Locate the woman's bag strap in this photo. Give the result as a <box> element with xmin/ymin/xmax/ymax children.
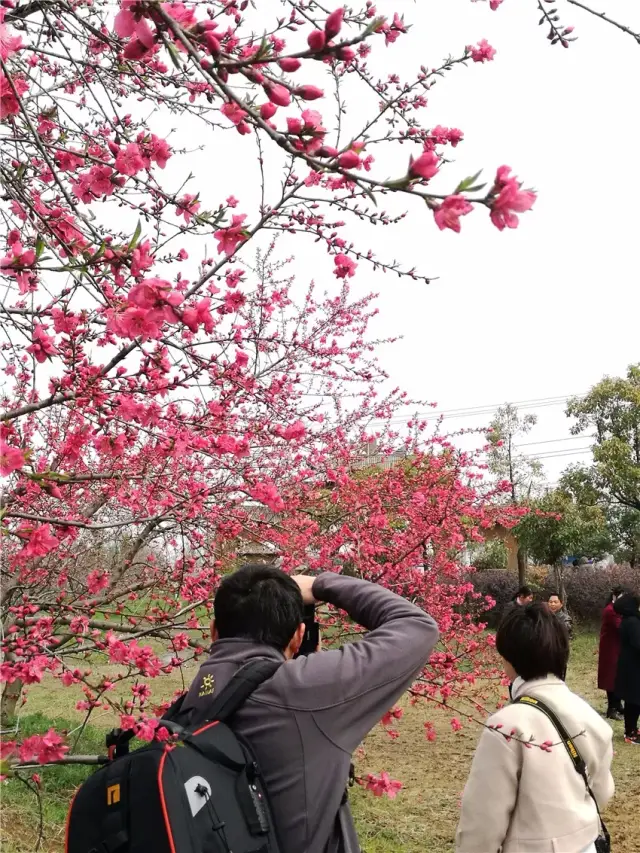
<box><xmin>512</xmin><ymin>694</ymin><xmax>609</xmax><ymax>841</ymax></box>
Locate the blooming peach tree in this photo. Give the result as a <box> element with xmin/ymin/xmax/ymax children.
<box><xmin>0</xmin><ymin>0</ymin><xmax>634</xmax><ymax>778</ymax></box>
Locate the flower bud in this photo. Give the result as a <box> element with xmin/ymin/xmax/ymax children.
<box><xmin>264</xmin><ymin>83</ymin><xmax>291</xmax><ymax>107</ymax></box>
<box><xmin>338</xmin><ymin>150</ymin><xmax>360</xmax><ymax>169</ymax></box>
<box><xmin>203</xmin><ymin>32</ymin><xmax>220</xmax><ymax>55</ymax></box>
<box><xmin>279</xmin><ymin>57</ymin><xmax>301</xmax><ymax>72</ymax></box>
<box><xmin>324</xmin><ymin>7</ymin><xmax>344</xmax><ymax>40</ymax></box>
<box><xmin>260</xmin><ymin>102</ymin><xmax>278</xmax><ymax>119</ymax></box>
<box><xmin>316</xmin><ymin>145</ymin><xmax>338</xmax><ymax>158</ymax></box>
<box><xmin>338</xmin><ymin>46</ymin><xmax>355</xmax><ymax>62</ymax></box>
<box><xmin>307</xmin><ymin>29</ymin><xmax>326</xmax><ymax>51</ymax></box>
<box><xmin>294</xmin><ymin>85</ymin><xmax>324</xmax><ymax>100</ymax></box>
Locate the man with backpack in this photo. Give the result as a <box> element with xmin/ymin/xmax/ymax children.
<box><xmin>66</xmin><ymin>564</ymin><xmax>438</xmax><ymax>853</ymax></box>
<box><xmin>182</xmin><ymin>563</ymin><xmax>439</xmax><ymax>853</ymax></box>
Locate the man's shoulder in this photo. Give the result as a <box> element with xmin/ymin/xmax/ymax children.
<box><xmin>251</xmin><ymin>652</ymin><xmax>344</xmax><ymax>709</ymax></box>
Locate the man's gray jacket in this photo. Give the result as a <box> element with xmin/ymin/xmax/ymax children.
<box><xmin>181</xmin><ymin>572</ymin><xmax>439</xmax><ymax>853</ymax></box>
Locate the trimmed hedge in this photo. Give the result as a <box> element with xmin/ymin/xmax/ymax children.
<box><xmin>470</xmin><ymin>564</ymin><xmax>639</xmax><ymax>628</ymax></box>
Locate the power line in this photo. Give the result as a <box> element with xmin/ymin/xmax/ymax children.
<box><xmin>378</xmin><ymin>392</ymin><xmax>584</xmax><ymax>426</ymax></box>
<box><xmin>390</xmin><ymin>394</ymin><xmax>573</xmax><ymax>420</ymax></box>
<box><xmin>514</xmin><ymin>434</ymin><xmax>595</xmax><ymax>448</ymax></box>
<box><xmin>524</xmin><ymin>447</ymin><xmax>592</xmax><ymax>460</ymax></box>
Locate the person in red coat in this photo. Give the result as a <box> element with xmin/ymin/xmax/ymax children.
<box><xmin>598</xmin><ymin>585</ymin><xmax>626</xmax><ymax>719</ymax></box>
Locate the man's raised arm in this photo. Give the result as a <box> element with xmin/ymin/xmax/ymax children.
<box><xmin>284</xmin><ymin>572</ymin><xmax>439</xmax><ymax>752</ymax></box>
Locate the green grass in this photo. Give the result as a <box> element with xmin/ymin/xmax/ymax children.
<box><xmin>1</xmin><ymin>633</ymin><xmax>638</xmax><ymax>853</ymax></box>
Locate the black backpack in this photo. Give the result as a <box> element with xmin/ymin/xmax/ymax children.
<box><xmin>66</xmin><ymin>659</ymin><xmax>283</xmax><ymax>853</ymax></box>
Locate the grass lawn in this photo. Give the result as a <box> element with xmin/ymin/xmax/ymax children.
<box><xmin>1</xmin><ymin>632</ymin><xmax>638</xmax><ymax>852</ymax></box>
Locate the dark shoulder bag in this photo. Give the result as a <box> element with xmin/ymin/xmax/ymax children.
<box><xmin>513</xmin><ymin>695</ymin><xmax>611</xmax><ymax>853</ymax></box>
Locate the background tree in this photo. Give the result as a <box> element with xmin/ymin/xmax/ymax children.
<box><xmin>516</xmin><ymin>488</ymin><xmax>613</xmax><ymax>599</ymax></box>
<box><xmin>567</xmin><ymin>364</ymin><xmax>640</xmax><ymax>511</ymax></box>
<box><xmin>485</xmin><ymin>404</ymin><xmax>544</xmax><ymax>584</ymax></box>
<box><xmin>563</xmin><ymin>363</ymin><xmax>640</xmax><ymax>566</ymax></box>
<box><xmin>468</xmin><ymin>538</ymin><xmax>508</xmax><ymax>572</ymax></box>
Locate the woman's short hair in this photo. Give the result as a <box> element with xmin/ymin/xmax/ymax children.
<box><xmin>496</xmin><ymin>602</ymin><xmax>569</xmax><ymax>681</ymax></box>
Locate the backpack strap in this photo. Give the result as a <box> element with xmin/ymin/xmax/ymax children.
<box><xmin>190</xmin><ymin>658</ymin><xmax>283</xmax><ymax>727</ymax></box>
<box><xmin>513</xmin><ymin>695</ymin><xmax>610</xmax><ymax>846</ymax></box>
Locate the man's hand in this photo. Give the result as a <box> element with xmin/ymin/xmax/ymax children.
<box><xmin>292</xmin><ymin>574</ymin><xmax>317</xmax><ymax>605</ymax></box>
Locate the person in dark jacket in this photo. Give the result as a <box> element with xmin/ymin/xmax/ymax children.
<box><xmin>502</xmin><ymin>586</ymin><xmax>534</xmax><ymax>623</ymax></box>
<box><xmin>181</xmin><ymin>564</ymin><xmax>440</xmax><ymax>853</ymax></box>
<box><xmin>514</xmin><ymin>585</ymin><xmax>534</xmax><ymax>607</ymax></box>
<box><xmin>613</xmin><ymin>592</ymin><xmax>640</xmax><ymax>745</ymax></box>
<box><xmin>547</xmin><ymin>592</ymin><xmax>573</xmax><ymax>639</ymax></box>
<box><xmin>598</xmin><ymin>586</ymin><xmax>626</xmax><ymax>719</ymax></box>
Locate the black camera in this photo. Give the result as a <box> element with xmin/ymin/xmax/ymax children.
<box><xmin>295</xmin><ymin>604</ymin><xmax>320</xmax><ymax>657</ymax></box>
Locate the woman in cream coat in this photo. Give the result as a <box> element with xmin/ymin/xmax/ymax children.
<box><xmin>456</xmin><ymin>603</ymin><xmax>614</xmax><ymax>853</ymax></box>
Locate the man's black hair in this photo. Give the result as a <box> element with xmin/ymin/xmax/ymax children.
<box><xmin>214</xmin><ymin>563</ymin><xmax>304</xmax><ymax>649</ymax></box>
<box><xmin>496</xmin><ymin>602</ymin><xmax>569</xmax><ymax>682</ymax></box>
<box><xmin>514</xmin><ymin>585</ymin><xmax>533</xmax><ymax>601</ymax></box>
<box><xmin>548</xmin><ymin>591</ymin><xmax>563</xmax><ymax>602</ymax></box>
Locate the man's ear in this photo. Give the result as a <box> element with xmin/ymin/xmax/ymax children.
<box><xmin>285</xmin><ymin>622</ymin><xmax>306</xmax><ymax>660</ymax></box>
<box><xmin>211</xmin><ymin>619</ymin><xmax>219</xmax><ymax>643</ymax></box>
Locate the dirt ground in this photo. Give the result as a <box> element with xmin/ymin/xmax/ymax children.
<box><xmin>1</xmin><ymin>633</ymin><xmax>638</xmax><ymax>853</ymax></box>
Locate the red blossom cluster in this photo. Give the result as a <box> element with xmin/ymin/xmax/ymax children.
<box><xmin>360</xmin><ymin>770</ymin><xmax>403</xmax><ymax>799</ymax></box>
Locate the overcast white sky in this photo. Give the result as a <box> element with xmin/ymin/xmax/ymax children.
<box><xmin>279</xmin><ymin>0</ymin><xmax>638</xmax><ymax>485</ymax></box>
<box><xmin>338</xmin><ymin>0</ymin><xmax>640</xmax><ymax>482</ymax></box>
<box><xmin>161</xmin><ymin>0</ymin><xmax>639</xmax><ymax>482</ymax></box>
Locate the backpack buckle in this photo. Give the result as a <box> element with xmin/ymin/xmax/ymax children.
<box><xmin>105</xmin><ymin>729</ymin><xmax>134</xmax><ymax>760</ymax></box>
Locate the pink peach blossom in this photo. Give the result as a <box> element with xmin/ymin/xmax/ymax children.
<box><xmin>1</xmin><ymin>71</ymin><xmax>27</xmax><ymax>119</ymax></box>
<box><xmin>0</xmin><ymin>440</ymin><xmax>25</xmax><ymax>476</ymax></box>
<box><xmin>115</xmin><ymin>142</ymin><xmax>145</xmax><ymax>176</ymax></box>
<box><xmin>409</xmin><ymin>149</ymin><xmax>439</xmax><ymax>180</ymax></box>
<box><xmin>333</xmin><ymin>253</ymin><xmax>357</xmax><ymax>278</ymax></box>
<box><xmin>467</xmin><ymin>39</ymin><xmax>496</xmax><ymax>62</ymax></box>
<box><xmin>18</xmin><ymin>524</ymin><xmax>59</xmax><ymax>558</ymax></box>
<box><xmin>183</xmin><ymin>298</ymin><xmax>214</xmax><ymax>334</ymax></box>
<box><xmin>148</xmin><ymin>134</ymin><xmax>171</xmax><ymax>169</ymax></box>
<box><xmin>1</xmin><ymin>10</ymin><xmax>23</xmax><ymax>60</ymax></box>
<box><xmin>433</xmin><ymin>195</ymin><xmax>473</xmax><ymax>233</ymax></box>
<box><xmin>214</xmin><ymin>214</ymin><xmax>248</xmax><ymax>255</ymax></box>
<box><xmin>489</xmin><ymin>166</ymin><xmax>536</xmax><ymax>230</ymax></box>
<box><xmin>175</xmin><ymin>193</ymin><xmax>201</xmax><ymax>223</ymax></box>
<box><xmin>114</xmin><ymin>0</ymin><xmax>155</xmax><ymax>48</ymax></box>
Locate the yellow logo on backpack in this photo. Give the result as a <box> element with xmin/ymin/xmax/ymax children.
<box><xmin>198</xmin><ymin>674</ymin><xmax>215</xmax><ymax>698</ymax></box>
<box><xmin>107</xmin><ymin>784</ymin><xmax>120</xmax><ymax>806</ymax></box>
